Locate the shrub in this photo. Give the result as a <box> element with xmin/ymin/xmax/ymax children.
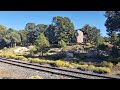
<box><xmin>1</xmin><ymin>53</ymin><xmax>16</xmax><ymax>59</ymax></box>
<box><xmin>79</xmin><ymin>61</ymin><xmax>87</xmax><ymax>65</ymax></box>
<box><xmin>100</xmin><ymin>61</ymin><xmax>113</xmax><ymax>68</ymax></box>
<box><xmin>31</xmin><ymin>58</ymin><xmax>40</xmax><ymax>63</ymax></box>
<box><xmin>51</xmin><ymin>53</ymin><xmax>66</xmax><ymax>60</ymax></box>
<box><xmin>28</xmin><ymin>58</ymin><xmax>55</xmax><ymax>65</ymax></box>
<box><xmin>107</xmin><ymin>57</ymin><xmax>120</xmax><ymax>64</ymax></box>
<box><xmin>86</xmin><ymin>43</ymin><xmax>91</xmax><ymax>46</ymax></box>
<box><xmin>58</xmin><ymin>40</ymin><xmax>67</xmax><ymax>48</ymax></box>
<box><xmin>20</xmin><ymin>57</ymin><xmax>28</xmax><ymax>61</ymax></box>
<box><xmin>97</xmin><ymin>44</ymin><xmax>108</xmax><ymax>51</ymax></box>
<box><xmin>28</xmin><ymin>45</ymin><xmax>37</xmax><ymax>56</ymax></box>
<box><xmin>70</xmin><ymin>63</ymin><xmax>79</xmax><ymax>67</ymax></box>
<box><xmin>41</xmin><ymin>60</ymin><xmax>55</xmax><ymax>64</ymax></box>
<box><xmin>93</xmin><ymin>67</ymin><xmax>111</xmax><ymax>74</ymax></box>
<box><xmin>54</xmin><ymin>60</ymin><xmax>71</xmax><ymax>67</ymax></box>
<box><xmin>116</xmin><ymin>62</ymin><xmax>120</xmax><ymax>67</ymax></box>
<box><xmin>8</xmin><ymin>54</ymin><xmax>16</xmax><ymax>59</ymax></box>
<box><xmin>28</xmin><ymin>75</ymin><xmax>43</xmax><ymax>79</ymax></box>
<box><xmin>88</xmin><ymin>65</ymin><xmax>95</xmax><ymax>71</ymax></box>
<box><xmin>72</xmin><ymin>58</ymin><xmax>81</xmax><ymax>63</ymax></box>
<box><xmin>16</xmin><ymin>56</ymin><xmax>27</xmax><ymax>61</ymax></box>
<box><xmin>28</xmin><ymin>58</ymin><xmax>34</xmax><ymax>63</ymax></box>
<box><xmin>77</xmin><ymin>64</ymin><xmax>89</xmax><ymax>71</ymax></box>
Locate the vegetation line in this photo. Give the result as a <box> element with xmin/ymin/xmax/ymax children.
<box><xmin>0</xmin><ymin>57</ymin><xmax>119</xmax><ymax>79</ymax></box>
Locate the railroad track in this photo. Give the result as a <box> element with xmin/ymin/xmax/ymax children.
<box><xmin>0</xmin><ymin>57</ymin><xmax>119</xmax><ymax>79</ymax></box>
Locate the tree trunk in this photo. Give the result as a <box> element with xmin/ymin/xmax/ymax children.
<box><xmin>41</xmin><ymin>50</ymin><xmax>43</xmax><ymax>57</ymax></box>
<box><xmin>11</xmin><ymin>43</ymin><xmax>12</xmax><ymax>48</ymax></box>
<box><xmin>15</xmin><ymin>42</ymin><xmax>16</xmax><ymax>47</ymax></box>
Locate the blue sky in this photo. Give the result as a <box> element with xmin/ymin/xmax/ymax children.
<box><xmin>0</xmin><ymin>11</ymin><xmax>107</xmax><ymax>36</ymax></box>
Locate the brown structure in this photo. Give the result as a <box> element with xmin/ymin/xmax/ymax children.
<box><xmin>75</xmin><ymin>29</ymin><xmax>83</xmax><ymax>43</ymax></box>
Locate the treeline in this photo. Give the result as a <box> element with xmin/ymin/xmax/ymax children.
<box><xmin>104</xmin><ymin>11</ymin><xmax>120</xmax><ymax>58</ymax></box>
<box><xmin>0</xmin><ymin>16</ymin><xmax>103</xmax><ymax>49</ymax></box>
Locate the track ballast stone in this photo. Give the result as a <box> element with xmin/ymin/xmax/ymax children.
<box><xmin>0</xmin><ymin>61</ymin><xmax>73</xmax><ymax>79</ymax></box>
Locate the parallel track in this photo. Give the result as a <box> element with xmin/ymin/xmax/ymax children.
<box><xmin>0</xmin><ymin>57</ymin><xmax>119</xmax><ymax>79</ymax></box>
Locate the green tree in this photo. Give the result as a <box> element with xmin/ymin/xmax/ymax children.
<box><xmin>45</xmin><ymin>24</ymin><xmax>57</xmax><ymax>44</ymax></box>
<box><xmin>25</xmin><ymin>23</ymin><xmax>36</xmax><ymax>45</ymax></box>
<box><xmin>105</xmin><ymin>11</ymin><xmax>120</xmax><ymax>34</ymax></box>
<box><xmin>0</xmin><ymin>29</ymin><xmax>21</xmax><ymax>48</ymax></box>
<box><xmin>25</xmin><ymin>23</ymin><xmax>48</xmax><ymax>45</ymax></box>
<box><xmin>95</xmin><ymin>33</ymin><xmax>104</xmax><ymax>46</ymax></box>
<box><xmin>18</xmin><ymin>30</ymin><xmax>28</xmax><ymax>46</ymax></box>
<box><xmin>58</xmin><ymin>40</ymin><xmax>67</xmax><ymax>48</ymax></box>
<box><xmin>0</xmin><ymin>30</ymin><xmax>8</xmax><ymax>48</ymax></box>
<box><xmin>103</xmin><ymin>36</ymin><xmax>109</xmax><ymax>43</ymax></box>
<box><xmin>35</xmin><ymin>33</ymin><xmax>50</xmax><ymax>56</ymax></box>
<box><xmin>25</xmin><ymin>23</ymin><xmax>36</xmax><ymax>31</ymax></box>
<box><xmin>36</xmin><ymin>24</ymin><xmax>48</xmax><ymax>34</ymax></box>
<box><xmin>81</xmin><ymin>24</ymin><xmax>100</xmax><ymax>44</ymax></box>
<box><xmin>97</xmin><ymin>44</ymin><xmax>108</xmax><ymax>51</ymax></box>
<box><xmin>109</xmin><ymin>31</ymin><xmax>118</xmax><ymax>45</ymax></box>
<box><xmin>104</xmin><ymin>11</ymin><xmax>120</xmax><ymax>57</ymax></box>
<box><xmin>46</xmin><ymin>16</ymin><xmax>75</xmax><ymax>44</ymax></box>
<box><xmin>10</xmin><ymin>31</ymin><xmax>21</xmax><ymax>47</ymax></box>
<box><xmin>6</xmin><ymin>30</ymin><xmax>21</xmax><ymax>47</ymax></box>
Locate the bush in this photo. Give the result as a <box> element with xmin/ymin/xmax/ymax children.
<box><xmin>107</xmin><ymin>57</ymin><xmax>120</xmax><ymax>64</ymax></box>
<box><xmin>53</xmin><ymin>60</ymin><xmax>71</xmax><ymax>67</ymax></box>
<box><xmin>72</xmin><ymin>58</ymin><xmax>81</xmax><ymax>63</ymax></box>
<box><xmin>88</xmin><ymin>65</ymin><xmax>95</xmax><ymax>71</ymax></box>
<box><xmin>111</xmin><ymin>46</ymin><xmax>120</xmax><ymax>57</ymax></box>
<box><xmin>28</xmin><ymin>58</ymin><xmax>55</xmax><ymax>65</ymax></box>
<box><xmin>93</xmin><ymin>67</ymin><xmax>111</xmax><ymax>74</ymax></box>
<box><xmin>70</xmin><ymin>63</ymin><xmax>79</xmax><ymax>67</ymax></box>
<box><xmin>51</xmin><ymin>53</ymin><xmax>66</xmax><ymax>60</ymax></box>
<box><xmin>16</xmin><ymin>56</ymin><xmax>27</xmax><ymax>61</ymax></box>
<box><xmin>28</xmin><ymin>58</ymin><xmax>33</xmax><ymax>61</ymax></box>
<box><xmin>79</xmin><ymin>61</ymin><xmax>87</xmax><ymax>65</ymax></box>
<box><xmin>28</xmin><ymin>45</ymin><xmax>37</xmax><ymax>56</ymax></box>
<box><xmin>100</xmin><ymin>61</ymin><xmax>113</xmax><ymax>68</ymax></box>
<box><xmin>97</xmin><ymin>44</ymin><xmax>108</xmax><ymax>51</ymax></box>
<box><xmin>28</xmin><ymin>58</ymin><xmax>33</xmax><ymax>63</ymax></box>
<box><xmin>0</xmin><ymin>53</ymin><xmax>16</xmax><ymax>59</ymax></box>
<box><xmin>8</xmin><ymin>54</ymin><xmax>16</xmax><ymax>59</ymax></box>
<box><xmin>116</xmin><ymin>62</ymin><xmax>120</xmax><ymax>67</ymax></box>
<box><xmin>58</xmin><ymin>40</ymin><xmax>67</xmax><ymax>48</ymax></box>
<box><xmin>77</xmin><ymin>64</ymin><xmax>89</xmax><ymax>71</ymax></box>
<box><xmin>86</xmin><ymin>43</ymin><xmax>91</xmax><ymax>46</ymax></box>
<box><xmin>21</xmin><ymin>57</ymin><xmax>28</xmax><ymax>61</ymax></box>
<box><xmin>41</xmin><ymin>60</ymin><xmax>55</xmax><ymax>64</ymax></box>
<box><xmin>31</xmin><ymin>58</ymin><xmax>40</xmax><ymax>63</ymax></box>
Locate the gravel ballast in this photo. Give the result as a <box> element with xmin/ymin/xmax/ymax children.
<box><xmin>0</xmin><ymin>61</ymin><xmax>73</xmax><ymax>79</ymax></box>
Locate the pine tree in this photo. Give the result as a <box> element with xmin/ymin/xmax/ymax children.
<box><xmin>35</xmin><ymin>33</ymin><xmax>50</xmax><ymax>56</ymax></box>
